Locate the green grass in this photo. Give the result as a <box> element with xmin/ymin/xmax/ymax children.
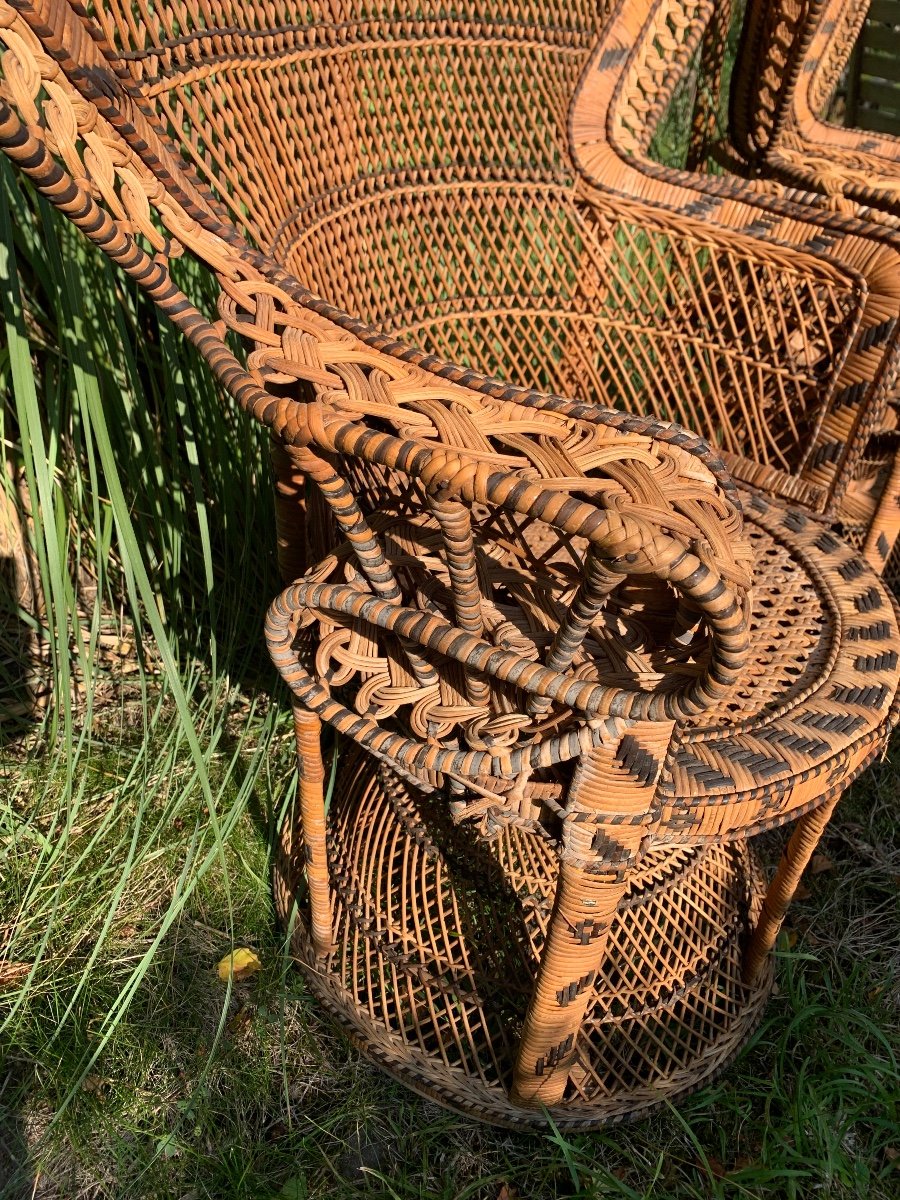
<box><xmin>1</xmin><ymin>123</ymin><xmax>899</xmax><ymax>1200</ymax></box>
<box><xmin>2</xmin><ymin>734</ymin><xmax>898</xmax><ymax>1198</ymax></box>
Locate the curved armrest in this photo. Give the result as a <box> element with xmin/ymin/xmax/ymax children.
<box><xmin>261</xmin><ymin>398</ymin><xmax>754</xmax><ymax>768</ymax></box>
<box><xmin>266</xmin><ymin>579</ymin><xmax>698</xmax><ymax>787</ymax></box>
<box><xmin>569</xmin><ymin>184</ymin><xmax>900</xmax><ymax>516</ymax></box>
<box><xmin>0</xmin><ymin>87</ymin><xmax>748</xmax><ymax>569</ymax></box>
<box><xmin>272</xmin><ymin>563</ymin><xmax>740</xmax><ymax>725</ymax></box>
<box><xmin>0</xmin><ymin>72</ymin><xmax>753</xmax><ymax>738</ymax></box>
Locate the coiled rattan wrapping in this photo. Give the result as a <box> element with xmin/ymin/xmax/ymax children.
<box><xmin>732</xmin><ymin>0</ymin><xmax>900</xmax><ymax>221</ymax></box>
<box><xmin>1</xmin><ymin>0</ymin><xmax>899</xmax><ymax>1124</ymax></box>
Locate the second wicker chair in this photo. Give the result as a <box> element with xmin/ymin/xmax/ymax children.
<box><xmin>731</xmin><ymin>0</ymin><xmax>900</xmax><ymax>220</ymax></box>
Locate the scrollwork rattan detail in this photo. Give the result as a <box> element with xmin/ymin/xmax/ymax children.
<box><xmin>265</xmin><ymin>396</ymin><xmax>899</xmax><ymax>1119</ymax></box>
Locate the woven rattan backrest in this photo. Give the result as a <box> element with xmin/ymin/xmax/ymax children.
<box><xmin>4</xmin><ymin>0</ymin><xmax>900</xmax><ymax>528</ymax></box>
<box><xmin>58</xmin><ymin>0</ymin><xmax>855</xmax><ymax>485</ymax></box>
<box><xmin>1</xmin><ymin>0</ymin><xmax>753</xmax><ymax>520</ymax></box>
<box><xmin>79</xmin><ymin>0</ymin><xmax>613</xmax><ymax>251</ymax></box>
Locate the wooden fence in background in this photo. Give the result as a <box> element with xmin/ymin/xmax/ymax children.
<box><xmin>845</xmin><ymin>0</ymin><xmax>900</xmax><ymax>134</ymax></box>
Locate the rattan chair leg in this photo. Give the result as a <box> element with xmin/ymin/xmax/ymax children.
<box><xmin>293</xmin><ymin>705</ymin><xmax>334</xmax><ymax>957</ymax></box>
<box><xmin>862</xmin><ymin>449</ymin><xmax>900</xmax><ymax>575</ymax></box>
<box><xmin>509</xmin><ymin>856</ymin><xmax>633</xmax><ymax>1109</ymax></box>
<box><xmin>743</xmin><ymin>793</ymin><xmax>841</xmax><ymax>985</ymax></box>
<box><xmin>271</xmin><ymin>439</ymin><xmax>308</xmax><ymax>584</ymax></box>
<box><xmin>509</xmin><ymin>720</ymin><xmax>674</xmax><ymax>1109</ymax></box>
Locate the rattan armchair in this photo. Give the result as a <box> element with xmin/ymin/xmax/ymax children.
<box><xmin>567</xmin><ymin>0</ymin><xmax>900</xmax><ymax>576</ymax></box>
<box><xmin>731</xmin><ymin>0</ymin><xmax>900</xmax><ymax>220</ymax></box>
<box><xmin>1</xmin><ymin>0</ymin><xmax>899</xmax><ymax>1127</ymax></box>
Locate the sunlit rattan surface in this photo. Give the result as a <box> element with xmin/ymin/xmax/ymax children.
<box><xmin>4</xmin><ymin>0</ymin><xmax>900</xmax><ymax>554</ymax></box>
<box><xmin>2</xmin><ymin>0</ymin><xmax>900</xmax><ymax>1126</ymax></box>
<box><xmin>267</xmin><ymin>401</ymin><xmax>900</xmax><ymax>847</ymax></box>
<box><xmin>732</xmin><ymin>0</ymin><xmax>900</xmax><ymax>219</ymax></box>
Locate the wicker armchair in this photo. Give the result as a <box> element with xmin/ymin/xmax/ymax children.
<box><xmin>566</xmin><ymin>0</ymin><xmax>900</xmax><ymax>576</ymax></box>
<box><xmin>731</xmin><ymin>0</ymin><xmax>900</xmax><ymax>220</ymax></box>
<box><xmin>1</xmin><ymin>0</ymin><xmax>899</xmax><ymax>1126</ymax></box>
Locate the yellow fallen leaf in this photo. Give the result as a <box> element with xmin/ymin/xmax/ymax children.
<box><xmin>217</xmin><ymin>948</ymin><xmax>262</xmax><ymax>982</ymax></box>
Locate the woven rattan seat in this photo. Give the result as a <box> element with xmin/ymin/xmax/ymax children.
<box><xmin>2</xmin><ymin>0</ymin><xmax>900</xmax><ymax>1126</ymax></box>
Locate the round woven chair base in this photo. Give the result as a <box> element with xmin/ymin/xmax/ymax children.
<box><xmin>274</xmin><ymin>751</ymin><xmax>775</xmax><ymax>1130</ymax></box>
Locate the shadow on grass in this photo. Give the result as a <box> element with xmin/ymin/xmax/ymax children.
<box><xmin>0</xmin><ymin>1067</ymin><xmax>35</xmax><ymax>1200</ymax></box>
<box><xmin>2</xmin><ymin>770</ymin><xmax>899</xmax><ymax>1199</ymax></box>
<box><xmin>0</xmin><ymin>552</ymin><xmax>42</xmax><ymax>748</ymax></box>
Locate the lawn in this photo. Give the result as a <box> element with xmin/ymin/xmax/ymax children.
<box><xmin>0</xmin><ymin>60</ymin><xmax>899</xmax><ymax>1200</ymax></box>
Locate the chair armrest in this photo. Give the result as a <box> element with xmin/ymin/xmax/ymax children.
<box><xmin>264</xmin><ymin>412</ymin><xmax>753</xmax><ymax>790</ymax></box>
<box><xmin>0</xmin><ymin>73</ymin><xmax>757</xmax><ymax>792</ymax></box>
